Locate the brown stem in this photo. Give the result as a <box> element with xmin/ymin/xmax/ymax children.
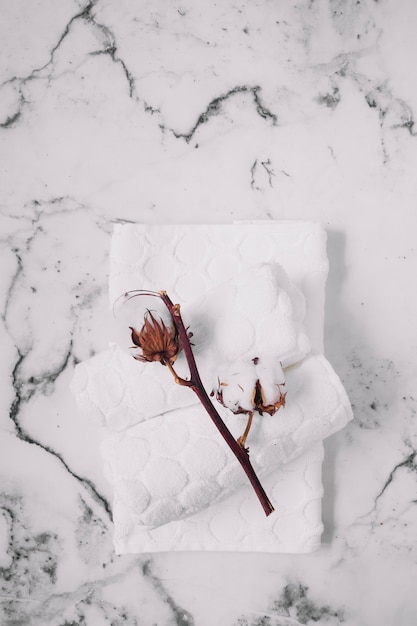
<box><xmin>237</xmin><ymin>412</ymin><xmax>254</xmax><ymax>450</ymax></box>
<box><xmin>160</xmin><ymin>292</ymin><xmax>274</xmax><ymax>517</ymax></box>
<box><xmin>165</xmin><ymin>360</ymin><xmax>194</xmax><ymax>387</ymax></box>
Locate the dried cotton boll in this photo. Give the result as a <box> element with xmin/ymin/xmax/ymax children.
<box><xmin>215</xmin><ymin>361</ymin><xmax>259</xmax><ymax>415</ymax></box>
<box><xmin>215</xmin><ymin>357</ymin><xmax>286</xmax><ymax>417</ymax></box>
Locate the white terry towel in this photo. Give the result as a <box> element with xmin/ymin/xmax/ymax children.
<box><xmin>71</xmin><ymin>222</ymin><xmax>353</xmax><ymax>553</ymax></box>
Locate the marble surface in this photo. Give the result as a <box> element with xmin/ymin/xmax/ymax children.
<box><xmin>1</xmin><ymin>0</ymin><xmax>416</xmax><ymax>624</ymax></box>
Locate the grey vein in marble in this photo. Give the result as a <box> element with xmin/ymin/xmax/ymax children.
<box><xmin>1</xmin><ymin>0</ymin><xmax>417</xmax><ymax>624</ymax></box>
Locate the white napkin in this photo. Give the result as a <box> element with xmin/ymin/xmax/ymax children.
<box><xmin>71</xmin><ymin>222</ymin><xmax>353</xmax><ymax>553</ymax></box>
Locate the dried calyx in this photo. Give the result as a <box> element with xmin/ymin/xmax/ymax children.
<box><xmin>130</xmin><ymin>310</ymin><xmax>180</xmax><ymax>365</ymax></box>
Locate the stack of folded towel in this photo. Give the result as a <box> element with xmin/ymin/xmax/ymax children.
<box><xmin>71</xmin><ymin>222</ymin><xmax>353</xmax><ymax>554</ymax></box>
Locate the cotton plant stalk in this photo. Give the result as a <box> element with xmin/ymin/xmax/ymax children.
<box><xmin>122</xmin><ymin>289</ymin><xmax>286</xmax><ymax>517</ymax></box>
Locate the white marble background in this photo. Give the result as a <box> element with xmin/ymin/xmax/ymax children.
<box><xmin>1</xmin><ymin>0</ymin><xmax>416</xmax><ymax>624</ymax></box>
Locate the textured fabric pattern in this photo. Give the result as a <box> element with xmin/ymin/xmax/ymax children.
<box><xmin>71</xmin><ymin>222</ymin><xmax>353</xmax><ymax>553</ymax></box>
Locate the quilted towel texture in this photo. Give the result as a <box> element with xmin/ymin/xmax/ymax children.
<box><xmin>71</xmin><ymin>222</ymin><xmax>353</xmax><ymax>553</ymax></box>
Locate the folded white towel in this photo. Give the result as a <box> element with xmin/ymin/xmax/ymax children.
<box><xmin>71</xmin><ymin>222</ymin><xmax>353</xmax><ymax>553</ymax></box>
<box><xmin>75</xmin><ymin>262</ymin><xmax>310</xmax><ymax>432</ymax></box>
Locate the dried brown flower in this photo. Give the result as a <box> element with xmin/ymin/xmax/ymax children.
<box><xmin>130</xmin><ymin>310</ymin><xmax>180</xmax><ymax>365</ymax></box>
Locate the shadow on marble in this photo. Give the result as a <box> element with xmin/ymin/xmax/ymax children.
<box><xmin>321</xmin><ymin>229</ymin><xmax>398</xmax><ymax>545</ymax></box>
<box><xmin>321</xmin><ymin>228</ymin><xmax>352</xmax><ymax>544</ymax></box>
